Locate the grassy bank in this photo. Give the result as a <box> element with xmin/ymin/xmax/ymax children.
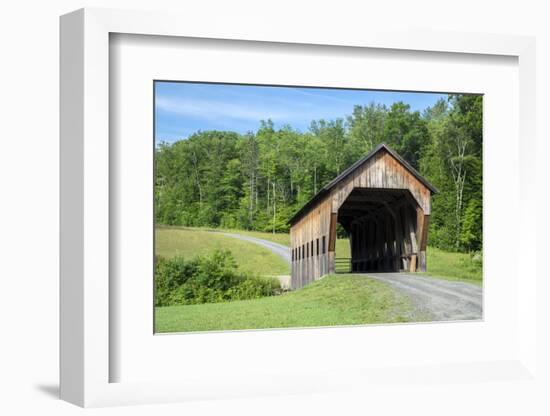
<box><xmin>156</xmin><ymin>227</ymin><xmax>289</xmax><ymax>276</ymax></box>
<box><xmin>155</xmin><ymin>274</ymin><xmax>420</xmax><ymax>333</ymax></box>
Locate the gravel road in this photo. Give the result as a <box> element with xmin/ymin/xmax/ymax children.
<box><xmin>366</xmin><ymin>272</ymin><xmax>483</xmax><ymax>321</ymax></box>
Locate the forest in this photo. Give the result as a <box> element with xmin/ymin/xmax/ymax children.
<box><xmin>155</xmin><ymin>94</ymin><xmax>482</xmax><ymax>253</ymax></box>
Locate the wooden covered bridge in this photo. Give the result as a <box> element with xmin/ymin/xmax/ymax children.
<box><xmin>288</xmin><ymin>143</ymin><xmax>437</xmax><ymax>290</ymax></box>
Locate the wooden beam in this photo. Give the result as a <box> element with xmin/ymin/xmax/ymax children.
<box><xmin>410</xmin><ymin>254</ymin><xmax>417</xmax><ymax>272</ymax></box>
<box><xmin>328</xmin><ymin>213</ymin><xmax>337</xmax><ymax>274</ymax></box>
<box><xmin>416</xmin><ymin>208</ymin><xmax>429</xmax><ymax>272</ymax></box>
<box><xmin>403</xmin><ymin>206</ymin><xmax>418</xmax><ymax>272</ymax></box>
<box><xmin>408</xmin><ymin>214</ymin><xmax>418</xmax><ymax>254</ymax></box>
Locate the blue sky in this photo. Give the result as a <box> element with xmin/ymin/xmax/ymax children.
<box><xmin>155</xmin><ymin>81</ymin><xmax>449</xmax><ymax>143</ymax></box>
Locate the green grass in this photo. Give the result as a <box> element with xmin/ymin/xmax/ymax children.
<box><xmin>419</xmin><ymin>246</ymin><xmax>482</xmax><ymax>286</ymax></box>
<box><xmin>159</xmin><ymin>225</ymin><xmax>291</xmax><ymax>246</ymax></box>
<box><xmin>336</xmin><ymin>238</ymin><xmax>351</xmax><ymax>257</ymax></box>
<box><xmin>155</xmin><ymin>274</ymin><xmax>421</xmax><ymax>332</ymax></box>
<box><xmin>222</xmin><ymin>228</ymin><xmax>290</xmax><ymax>246</ymax></box>
<box><xmin>156</xmin><ymin>227</ymin><xmax>289</xmax><ymax>276</ymax></box>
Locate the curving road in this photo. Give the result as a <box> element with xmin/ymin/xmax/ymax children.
<box><xmin>220</xmin><ymin>232</ymin><xmax>291</xmax><ymax>264</ymax></box>
<box><xmin>219</xmin><ymin>232</ymin><xmax>482</xmax><ymax>321</ymax></box>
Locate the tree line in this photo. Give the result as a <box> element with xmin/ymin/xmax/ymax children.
<box><xmin>155</xmin><ymin>94</ymin><xmax>482</xmax><ymax>252</ymax></box>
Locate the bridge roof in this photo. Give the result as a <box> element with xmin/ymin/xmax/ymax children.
<box><xmin>288</xmin><ymin>143</ymin><xmax>438</xmax><ymax>225</ymax></box>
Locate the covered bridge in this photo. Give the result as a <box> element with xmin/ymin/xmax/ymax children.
<box><xmin>288</xmin><ymin>143</ymin><xmax>437</xmax><ymax>290</ymax></box>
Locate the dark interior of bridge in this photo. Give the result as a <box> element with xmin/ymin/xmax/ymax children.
<box><xmin>337</xmin><ymin>188</ymin><xmax>419</xmax><ymax>272</ymax></box>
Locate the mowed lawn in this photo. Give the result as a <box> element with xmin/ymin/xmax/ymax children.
<box><xmin>155</xmin><ymin>274</ymin><xmax>420</xmax><ymax>333</ymax></box>
<box><xmin>156</xmin><ymin>227</ymin><xmax>289</xmax><ymax>276</ymax></box>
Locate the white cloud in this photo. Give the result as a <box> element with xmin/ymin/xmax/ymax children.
<box><xmin>156</xmin><ymin>96</ymin><xmax>301</xmax><ymax>122</ymax></box>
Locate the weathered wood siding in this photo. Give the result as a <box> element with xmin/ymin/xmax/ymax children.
<box><xmin>330</xmin><ymin>150</ymin><xmax>431</xmax><ymax>215</ymax></box>
<box><xmin>290</xmin><ymin>197</ymin><xmax>332</xmax><ymax>289</ymax></box>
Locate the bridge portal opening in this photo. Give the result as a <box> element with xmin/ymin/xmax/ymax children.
<box><xmin>337</xmin><ymin>188</ymin><xmax>422</xmax><ymax>273</ymax></box>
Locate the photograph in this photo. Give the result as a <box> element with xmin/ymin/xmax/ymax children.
<box><xmin>153</xmin><ymin>81</ymin><xmax>483</xmax><ymax>333</ymax></box>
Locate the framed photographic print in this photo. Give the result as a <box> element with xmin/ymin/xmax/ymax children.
<box><xmin>60</xmin><ymin>8</ymin><xmax>537</xmax><ymax>407</ymax></box>
<box><xmin>152</xmin><ymin>80</ymin><xmax>482</xmax><ymax>334</ymax></box>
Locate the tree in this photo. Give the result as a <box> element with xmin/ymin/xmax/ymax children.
<box><xmin>240</xmin><ymin>132</ymin><xmax>260</xmax><ymax>229</ymax></box>
<box><xmin>442</xmin><ymin>95</ymin><xmax>482</xmax><ymax>250</ymax></box>
<box><xmin>383</xmin><ymin>102</ymin><xmax>429</xmax><ymax>168</ymax></box>
<box><xmin>460</xmin><ymin>198</ymin><xmax>482</xmax><ymax>251</ymax></box>
<box><xmin>419</xmin><ymin>95</ymin><xmax>482</xmax><ymax>251</ymax></box>
<box><xmin>310</xmin><ymin>118</ymin><xmax>348</xmax><ymax>176</ymax></box>
<box><xmin>347</xmin><ymin>103</ymin><xmax>387</xmax><ymax>159</ymax></box>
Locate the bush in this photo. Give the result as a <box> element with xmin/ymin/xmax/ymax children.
<box><xmin>194</xmin><ymin>250</ymin><xmax>242</xmax><ymax>291</ymax></box>
<box><xmin>229</xmin><ymin>277</ymin><xmax>281</xmax><ymax>300</ymax></box>
<box><xmin>155</xmin><ymin>250</ymin><xmax>281</xmax><ymax>306</ymax></box>
<box><xmin>155</xmin><ymin>255</ymin><xmax>200</xmax><ymax>306</ymax></box>
<box><xmin>456</xmin><ymin>250</ymin><xmax>482</xmax><ymax>281</ymax></box>
<box><xmin>470</xmin><ymin>250</ymin><xmax>482</xmax><ymax>265</ymax></box>
<box><xmin>220</xmin><ymin>212</ymin><xmax>239</xmax><ymax>229</ymax></box>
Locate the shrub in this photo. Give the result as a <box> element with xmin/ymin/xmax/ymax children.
<box><xmin>220</xmin><ymin>212</ymin><xmax>239</xmax><ymax>229</ymax></box>
<box><xmin>470</xmin><ymin>250</ymin><xmax>483</xmax><ymax>266</ymax></box>
<box><xmin>467</xmin><ymin>250</ymin><xmax>483</xmax><ymax>274</ymax></box>
<box><xmin>155</xmin><ymin>255</ymin><xmax>200</xmax><ymax>306</ymax></box>
<box><xmin>455</xmin><ymin>250</ymin><xmax>482</xmax><ymax>281</ymax></box>
<box><xmin>194</xmin><ymin>250</ymin><xmax>242</xmax><ymax>291</ymax></box>
<box><xmin>228</xmin><ymin>277</ymin><xmax>281</xmax><ymax>300</ymax></box>
<box><xmin>155</xmin><ymin>250</ymin><xmax>281</xmax><ymax>306</ymax></box>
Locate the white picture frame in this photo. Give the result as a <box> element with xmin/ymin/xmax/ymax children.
<box><xmin>60</xmin><ymin>7</ymin><xmax>537</xmax><ymax>407</ymax></box>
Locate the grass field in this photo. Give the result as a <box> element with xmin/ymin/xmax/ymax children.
<box><xmin>418</xmin><ymin>246</ymin><xmax>482</xmax><ymax>285</ymax></box>
<box><xmin>157</xmin><ymin>226</ymin><xmax>481</xmax><ymax>284</ymax></box>
<box><xmin>160</xmin><ymin>225</ymin><xmax>291</xmax><ymax>246</ymax></box>
<box><xmin>155</xmin><ymin>274</ymin><xmax>421</xmax><ymax>332</ymax></box>
<box><xmin>156</xmin><ymin>226</ymin><xmax>289</xmax><ymax>276</ymax></box>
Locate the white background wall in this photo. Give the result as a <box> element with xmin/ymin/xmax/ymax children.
<box><xmin>0</xmin><ymin>1</ymin><xmax>548</xmax><ymax>415</ymax></box>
